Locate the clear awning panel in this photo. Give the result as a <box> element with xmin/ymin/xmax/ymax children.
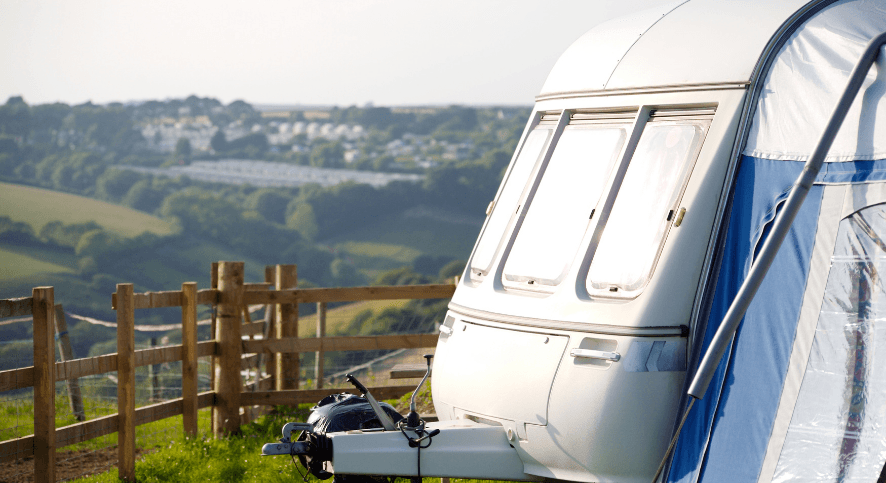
<box><xmin>774</xmin><ymin>204</ymin><xmax>886</xmax><ymax>481</ymax></box>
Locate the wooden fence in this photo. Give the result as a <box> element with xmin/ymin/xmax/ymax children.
<box><xmin>0</xmin><ymin>261</ymin><xmax>455</xmax><ymax>482</ymax></box>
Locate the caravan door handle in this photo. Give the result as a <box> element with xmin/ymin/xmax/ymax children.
<box><xmin>570</xmin><ymin>348</ymin><xmax>620</xmax><ymax>362</ymax></box>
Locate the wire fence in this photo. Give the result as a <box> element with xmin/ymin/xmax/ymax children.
<box><xmin>0</xmin><ymin>312</ymin><xmax>215</xmax><ymax>483</ymax></box>
<box><xmin>319</xmin><ymin>299</ymin><xmax>443</xmax><ymax>388</ymax></box>
<box><xmin>257</xmin><ymin>298</ymin><xmax>446</xmax><ymax>391</ymax></box>
<box><xmin>0</xmin><ymin>271</ymin><xmax>452</xmax><ymax>482</ymax></box>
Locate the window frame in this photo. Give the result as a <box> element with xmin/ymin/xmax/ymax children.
<box><xmin>499</xmin><ymin>118</ymin><xmax>636</xmax><ymax>291</ymax></box>
<box><xmin>464</xmin><ymin>104</ymin><xmax>715</xmax><ymax>301</ymax></box>
<box><xmin>581</xmin><ymin>109</ymin><xmax>713</xmax><ymax>299</ymax></box>
<box><xmin>466</xmin><ymin>110</ymin><xmax>565</xmax><ymax>282</ymax></box>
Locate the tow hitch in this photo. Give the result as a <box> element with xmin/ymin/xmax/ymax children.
<box><xmin>262</xmin><ymin>356</ymin><xmax>436</xmax><ymax>480</ymax></box>
<box><xmin>261</xmin><ymin>355</ymin><xmax>530</xmax><ymax>481</ymax></box>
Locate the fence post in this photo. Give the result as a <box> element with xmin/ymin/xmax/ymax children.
<box><xmin>241</xmin><ymin>305</ymin><xmax>255</xmax><ymax>424</ymax></box>
<box><xmin>32</xmin><ymin>287</ymin><xmax>55</xmax><ymax>483</ymax></box>
<box><xmin>263</xmin><ymin>265</ymin><xmax>276</xmax><ymax>390</ymax></box>
<box><xmin>148</xmin><ymin>338</ymin><xmax>159</xmax><ymax>401</ymax></box>
<box><xmin>116</xmin><ymin>283</ymin><xmax>136</xmax><ymax>481</ymax></box>
<box><xmin>275</xmin><ymin>264</ymin><xmax>298</xmax><ymax>390</ymax></box>
<box><xmin>181</xmin><ymin>282</ymin><xmax>198</xmax><ymax>437</ymax></box>
<box><xmin>54</xmin><ymin>304</ymin><xmax>85</xmax><ymax>421</ymax></box>
<box><xmin>213</xmin><ymin>262</ymin><xmax>244</xmax><ymax>436</ymax></box>
<box><xmin>315</xmin><ymin>302</ymin><xmax>326</xmax><ymax>389</ymax></box>
<box><xmin>210</xmin><ymin>262</ymin><xmax>219</xmax><ymax>424</ymax></box>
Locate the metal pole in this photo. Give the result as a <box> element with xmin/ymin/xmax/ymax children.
<box><xmin>688</xmin><ymin>31</ymin><xmax>886</xmax><ymax>400</ymax></box>
<box><xmin>653</xmin><ymin>31</ymin><xmax>886</xmax><ymax>483</ymax></box>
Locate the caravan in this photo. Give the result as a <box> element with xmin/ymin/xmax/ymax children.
<box><xmin>264</xmin><ymin>1</ymin><xmax>886</xmax><ymax>481</ymax></box>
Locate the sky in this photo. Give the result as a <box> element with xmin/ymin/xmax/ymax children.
<box><xmin>1</xmin><ymin>1</ymin><xmax>677</xmax><ymax>108</ymax></box>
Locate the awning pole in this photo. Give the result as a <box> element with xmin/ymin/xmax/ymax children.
<box><xmin>653</xmin><ymin>30</ymin><xmax>886</xmax><ymax>483</ymax></box>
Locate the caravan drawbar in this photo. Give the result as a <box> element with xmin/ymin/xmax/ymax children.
<box><xmin>263</xmin><ymin>1</ymin><xmax>886</xmax><ymax>482</ymax></box>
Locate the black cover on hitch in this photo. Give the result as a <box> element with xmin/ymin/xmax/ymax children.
<box><xmin>297</xmin><ymin>393</ymin><xmax>404</xmax><ymax>481</ymax></box>
<box><xmin>308</xmin><ymin>393</ymin><xmax>404</xmax><ymax>433</ymax></box>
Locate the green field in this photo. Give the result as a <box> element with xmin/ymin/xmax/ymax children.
<box><xmin>327</xmin><ymin>210</ymin><xmax>479</xmax><ymax>259</ymax></box>
<box><xmin>0</xmin><ymin>244</ymin><xmax>76</xmax><ymax>280</ymax></box>
<box><xmin>333</xmin><ymin>241</ymin><xmax>423</xmax><ymax>264</ymax></box>
<box><xmin>0</xmin><ymin>182</ymin><xmax>175</xmax><ymax>237</ymax></box>
<box><xmin>326</xmin><ymin>211</ymin><xmax>479</xmax><ymax>279</ymax></box>
<box><xmin>297</xmin><ymin>299</ymin><xmax>409</xmax><ymax>338</ymax></box>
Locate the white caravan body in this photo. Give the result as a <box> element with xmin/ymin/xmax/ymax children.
<box><xmin>426</xmin><ymin>0</ymin><xmax>886</xmax><ymax>482</ymax></box>
<box><xmin>293</xmin><ymin>1</ymin><xmax>886</xmax><ymax>482</ymax></box>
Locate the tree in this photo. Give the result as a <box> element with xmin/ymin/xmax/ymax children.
<box><xmin>0</xmin><ymin>216</ymin><xmax>38</xmax><ymax>245</ymax></box>
<box><xmin>286</xmin><ymin>202</ymin><xmax>319</xmax><ymax>241</ymax></box>
<box><xmin>122</xmin><ymin>179</ymin><xmax>166</xmax><ymax>213</ymax></box>
<box><xmin>159</xmin><ymin>189</ymin><xmax>241</xmax><ymax>240</ymax></box>
<box><xmin>64</xmin><ymin>102</ymin><xmax>138</xmax><ymax>151</ymax></box>
<box><xmin>75</xmin><ymin>229</ymin><xmax>123</xmax><ymax>258</ymax></box>
<box><xmin>39</xmin><ymin>220</ymin><xmax>102</xmax><ymax>248</ymax></box>
<box><xmin>30</xmin><ymin>102</ymin><xmax>70</xmax><ymax>142</ymax></box>
<box><xmin>0</xmin><ymin>96</ymin><xmax>31</xmax><ymax>138</ymax></box>
<box><xmin>226</xmin><ymin>133</ymin><xmax>267</xmax><ymax>154</ymax></box>
<box><xmin>245</xmin><ymin>189</ymin><xmax>291</xmax><ymax>224</ymax></box>
<box><xmin>227</xmin><ymin>100</ymin><xmax>255</xmax><ymax>118</ymax></box>
<box><xmin>174</xmin><ymin>138</ymin><xmax>192</xmax><ymax>164</ymax></box>
<box><xmin>96</xmin><ymin>168</ymin><xmax>143</xmax><ymax>201</ymax></box>
<box><xmin>309</xmin><ymin>141</ymin><xmax>344</xmax><ymax>168</ymax></box>
<box><xmin>210</xmin><ymin>130</ymin><xmax>227</xmax><ymax>152</ymax></box>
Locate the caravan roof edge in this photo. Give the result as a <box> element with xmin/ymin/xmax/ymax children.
<box><xmin>540</xmin><ymin>0</ymin><xmax>827</xmax><ymax>97</ymax></box>
<box><xmin>534</xmin><ymin>82</ymin><xmax>749</xmax><ymax>102</ymax></box>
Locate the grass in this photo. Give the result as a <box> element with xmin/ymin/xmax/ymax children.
<box><xmin>69</xmin><ymin>405</ymin><xmax>311</xmax><ymax>483</ymax></box>
<box><xmin>334</xmin><ymin>241</ymin><xmax>423</xmax><ymax>264</ymax></box>
<box><xmin>297</xmin><ymin>299</ymin><xmax>409</xmax><ymax>338</ymax></box>
<box><xmin>2</xmin><ymin>382</ymin><xmax>514</xmax><ymax>483</ymax></box>
<box><xmin>0</xmin><ymin>383</ymin><xmax>213</xmax><ymax>451</ymax></box>
<box><xmin>0</xmin><ymin>182</ymin><xmax>175</xmax><ymax>238</ymax></box>
<box><xmin>324</xmin><ymin>211</ymin><xmax>480</xmax><ymax>265</ymax></box>
<box><xmin>0</xmin><ymin>244</ymin><xmax>76</xmax><ymax>280</ymax></box>
<box><xmin>64</xmin><ymin>392</ymin><xmax>514</xmax><ymax>483</ymax></box>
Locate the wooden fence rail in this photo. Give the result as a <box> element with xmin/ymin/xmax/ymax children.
<box><xmin>242</xmin><ymin>284</ymin><xmax>456</xmax><ymax>305</ymax></box>
<box><xmin>0</xmin><ymin>261</ymin><xmax>454</xmax><ymax>483</ymax></box>
<box><xmin>0</xmin><ymin>297</ymin><xmax>32</xmax><ymax>318</ymax></box>
<box><xmin>0</xmin><ymin>341</ymin><xmax>217</xmax><ymax>393</ymax></box>
<box><xmin>242</xmin><ymin>333</ymin><xmax>440</xmax><ymax>354</ymax></box>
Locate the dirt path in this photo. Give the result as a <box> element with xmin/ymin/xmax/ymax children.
<box><xmin>0</xmin><ymin>447</ymin><xmax>151</xmax><ymax>483</ymax></box>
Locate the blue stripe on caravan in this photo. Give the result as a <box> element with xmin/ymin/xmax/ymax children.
<box><xmin>667</xmin><ymin>156</ymin><xmax>821</xmax><ymax>483</ymax></box>
<box><xmin>697</xmin><ymin>184</ymin><xmax>822</xmax><ymax>482</ymax></box>
<box><xmin>818</xmin><ymin>158</ymin><xmax>886</xmax><ymax>183</ymax></box>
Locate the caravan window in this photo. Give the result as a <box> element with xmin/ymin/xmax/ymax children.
<box><xmin>469</xmin><ymin>126</ymin><xmax>551</xmax><ymax>276</ymax></box>
<box><xmin>587</xmin><ymin>119</ymin><xmax>709</xmax><ymax>297</ymax></box>
<box><xmin>502</xmin><ymin>124</ymin><xmax>627</xmax><ymax>286</ymax></box>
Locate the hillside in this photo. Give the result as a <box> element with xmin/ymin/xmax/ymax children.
<box><xmin>324</xmin><ymin>206</ymin><xmax>481</xmax><ymax>279</ymax></box>
<box><xmin>0</xmin><ymin>182</ymin><xmax>175</xmax><ymax>237</ymax></box>
<box><xmin>0</xmin><ymin>98</ymin><xmax>510</xmax><ymax>375</ymax></box>
<box><xmin>0</xmin><ymin>244</ymin><xmax>76</xmax><ymax>279</ymax></box>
